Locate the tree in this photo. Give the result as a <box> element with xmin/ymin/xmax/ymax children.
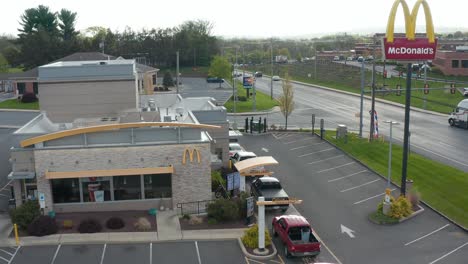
<box><xmin>58</xmin><ymin>9</ymin><xmax>77</xmax><ymax>41</ymax></box>
<box><xmin>0</xmin><ymin>53</ymin><xmax>8</xmax><ymax>73</ymax></box>
<box><xmin>162</xmin><ymin>71</ymin><xmax>174</xmax><ymax>89</ymax></box>
<box><xmin>208</xmin><ymin>55</ymin><xmax>231</xmax><ymax>88</ymax></box>
<box><xmin>278</xmin><ymin>72</ymin><xmax>295</xmax><ymax>130</ymax></box>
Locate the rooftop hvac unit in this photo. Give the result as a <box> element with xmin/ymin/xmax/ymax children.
<box><xmin>163</xmin><ymin>116</ymin><xmax>172</xmax><ymax>122</ymax></box>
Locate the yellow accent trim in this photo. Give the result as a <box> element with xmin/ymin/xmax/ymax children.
<box><xmin>20</xmin><ymin>122</ymin><xmax>221</xmax><ymax>147</ymax></box>
<box><xmin>45</xmin><ymin>166</ymin><xmax>174</xmax><ymax>179</ymax></box>
<box><xmin>386</xmin><ymin>0</ymin><xmax>435</xmax><ymax>43</ymax></box>
<box><xmin>182</xmin><ymin>148</ymin><xmax>201</xmax><ymax>165</ymax></box>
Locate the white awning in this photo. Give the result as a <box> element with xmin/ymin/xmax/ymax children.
<box><xmin>8</xmin><ymin>171</ymin><xmax>35</xmax><ymax>180</ymax></box>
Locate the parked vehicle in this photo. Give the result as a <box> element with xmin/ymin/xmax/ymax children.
<box><xmin>333</xmin><ymin>56</ymin><xmax>340</xmax><ymax>61</ymax></box>
<box><xmin>254</xmin><ymin>71</ymin><xmax>263</xmax><ymax>77</ymax></box>
<box><xmin>272</xmin><ymin>75</ymin><xmax>281</xmax><ymax>81</ymax></box>
<box><xmin>230</xmin><ymin>151</ymin><xmax>257</xmax><ymax>164</ymax></box>
<box><xmin>207</xmin><ymin>77</ymin><xmax>224</xmax><ymax>83</ymax></box>
<box><xmin>448</xmin><ymin>99</ymin><xmax>468</xmax><ymax>128</ymax></box>
<box><xmin>272</xmin><ymin>215</ymin><xmax>321</xmax><ymax>258</ymax></box>
<box><xmin>229</xmin><ymin>143</ymin><xmax>245</xmax><ymax>157</ymax></box>
<box><xmin>463</xmin><ymin>88</ymin><xmax>468</xmax><ymax>97</ymax></box>
<box><xmin>250</xmin><ymin>177</ymin><xmax>289</xmax><ymax>212</ymax></box>
<box><xmin>357</xmin><ymin>56</ymin><xmax>364</xmax><ymax>62</ymax></box>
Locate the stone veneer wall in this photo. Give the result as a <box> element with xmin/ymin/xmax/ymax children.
<box><xmin>33</xmin><ymin>143</ymin><xmax>211</xmax><ymax>213</ymax></box>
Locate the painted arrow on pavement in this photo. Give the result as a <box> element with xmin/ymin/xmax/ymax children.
<box><xmin>340</xmin><ymin>224</ymin><xmax>356</xmax><ymax>238</ymax></box>
<box><xmin>261</xmin><ymin>148</ymin><xmax>269</xmax><ymax>152</ymax></box>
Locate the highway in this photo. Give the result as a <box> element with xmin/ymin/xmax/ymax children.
<box><xmin>229</xmin><ymin>76</ymin><xmax>468</xmax><ymax>172</ymax></box>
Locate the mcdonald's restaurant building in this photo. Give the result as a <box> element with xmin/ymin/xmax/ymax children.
<box><xmin>8</xmin><ymin>58</ymin><xmax>229</xmax><ymax>214</ymax></box>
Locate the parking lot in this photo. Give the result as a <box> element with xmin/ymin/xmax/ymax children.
<box><xmin>239</xmin><ymin>132</ymin><xmax>467</xmax><ymax>264</ymax></box>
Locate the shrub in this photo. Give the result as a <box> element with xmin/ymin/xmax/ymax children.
<box><xmin>21</xmin><ymin>92</ymin><xmax>38</xmax><ymax>103</ymax></box>
<box><xmin>237</xmin><ymin>96</ymin><xmax>247</xmax><ymax>102</ymax></box>
<box><xmin>162</xmin><ymin>71</ymin><xmax>174</xmax><ymax>88</ymax></box>
<box><xmin>105</xmin><ymin>217</ymin><xmax>125</xmax><ymax>230</ymax></box>
<box><xmin>207</xmin><ymin>198</ymin><xmax>239</xmax><ymax>222</ymax></box>
<box><xmin>241</xmin><ymin>224</ymin><xmax>271</xmax><ymax>249</ymax></box>
<box><xmin>134</xmin><ymin>217</ymin><xmax>151</xmax><ymax>231</ymax></box>
<box><xmin>27</xmin><ymin>216</ymin><xmax>58</xmax><ymax>236</ymax></box>
<box><xmin>10</xmin><ymin>200</ymin><xmax>41</xmax><ymax>230</ymax></box>
<box><xmin>78</xmin><ymin>219</ymin><xmax>102</xmax><ymax>233</ymax></box>
<box><xmin>207</xmin><ymin>218</ymin><xmax>218</xmax><ymax>225</ymax></box>
<box><xmin>235</xmin><ymin>192</ymin><xmax>249</xmax><ymax>219</ymax></box>
<box><xmin>182</xmin><ymin>214</ymin><xmax>191</xmax><ymax>220</ymax></box>
<box><xmin>188</xmin><ymin>215</ymin><xmax>203</xmax><ymax>225</ymax></box>
<box><xmin>211</xmin><ymin>170</ymin><xmax>225</xmax><ymax>190</ymax></box>
<box><xmin>389</xmin><ymin>196</ymin><xmax>413</xmax><ymax>219</ymax></box>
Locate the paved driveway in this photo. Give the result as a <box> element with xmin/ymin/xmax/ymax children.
<box><xmin>239</xmin><ymin>132</ymin><xmax>467</xmax><ymax>264</ymax></box>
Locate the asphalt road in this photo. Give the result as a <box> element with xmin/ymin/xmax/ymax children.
<box><xmin>229</xmin><ymin>76</ymin><xmax>468</xmax><ymax>172</ymax></box>
<box><xmin>240</xmin><ymin>132</ymin><xmax>468</xmax><ymax>264</ymax></box>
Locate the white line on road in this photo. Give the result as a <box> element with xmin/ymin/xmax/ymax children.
<box><xmin>0</xmin><ymin>256</ymin><xmax>9</xmax><ymax>263</ymax></box>
<box><xmin>307</xmin><ymin>155</ymin><xmax>344</xmax><ymax>164</ymax></box>
<box><xmin>0</xmin><ymin>180</ymin><xmax>12</xmax><ymax>193</ymax></box>
<box><xmin>0</xmin><ymin>249</ymin><xmax>13</xmax><ymax>256</ymax></box>
<box><xmin>328</xmin><ymin>170</ymin><xmax>368</xmax><ymax>182</ymax></box>
<box><xmin>284</xmin><ymin>137</ymin><xmax>316</xmax><ymax>144</ymax></box>
<box><xmin>7</xmin><ymin>246</ymin><xmax>20</xmax><ymax>264</ymax></box>
<box><xmin>311</xmin><ymin>230</ymin><xmax>343</xmax><ymax>264</ymax></box>
<box><xmin>149</xmin><ymin>243</ymin><xmax>152</xmax><ymax>264</ymax></box>
<box><xmin>99</xmin><ymin>244</ymin><xmax>107</xmax><ymax>264</ymax></box>
<box><xmin>195</xmin><ymin>241</ymin><xmax>202</xmax><ymax>264</ymax></box>
<box><xmin>428</xmin><ymin>242</ymin><xmax>468</xmax><ymax>264</ymax></box>
<box><xmin>298</xmin><ymin>148</ymin><xmax>334</xmax><ymax>157</ymax></box>
<box><xmin>404</xmin><ymin>224</ymin><xmax>450</xmax><ymax>246</ymax></box>
<box><xmin>411</xmin><ymin>143</ymin><xmax>468</xmax><ymax>168</ymax></box>
<box><xmin>340</xmin><ymin>179</ymin><xmax>380</xmax><ymax>192</ymax></box>
<box><xmin>438</xmin><ymin>141</ymin><xmax>456</xmax><ymax>148</ymax></box>
<box><xmin>317</xmin><ymin>162</ymin><xmax>355</xmax><ymax>173</ymax></box>
<box><xmin>51</xmin><ymin>244</ymin><xmax>61</xmax><ymax>264</ymax></box>
<box><xmin>290</xmin><ymin>142</ymin><xmax>324</xmax><ymax>150</ymax></box>
<box><xmin>0</xmin><ymin>194</ymin><xmax>9</xmax><ymax>197</ymax></box>
<box><xmin>353</xmin><ymin>189</ymin><xmax>396</xmax><ymax>205</ymax></box>
<box><xmin>279</xmin><ymin>133</ymin><xmax>295</xmax><ymax>139</ymax></box>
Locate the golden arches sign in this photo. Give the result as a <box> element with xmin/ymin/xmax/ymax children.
<box><xmin>182</xmin><ymin>148</ymin><xmax>201</xmax><ymax>165</ymax></box>
<box><xmin>383</xmin><ymin>0</ymin><xmax>437</xmax><ymax>60</ymax></box>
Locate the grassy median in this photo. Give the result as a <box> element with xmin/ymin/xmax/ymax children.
<box><xmin>325</xmin><ymin>131</ymin><xmax>468</xmax><ymax>228</ymax></box>
<box><xmin>0</xmin><ymin>99</ymin><xmax>39</xmax><ymax>110</ymax></box>
<box><xmin>224</xmin><ymin>81</ymin><xmax>278</xmax><ymax>112</ymax></box>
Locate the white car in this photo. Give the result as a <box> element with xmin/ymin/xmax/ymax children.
<box><xmin>229</xmin><ymin>143</ymin><xmax>245</xmax><ymax>157</ymax></box>
<box><xmin>272</xmin><ymin>75</ymin><xmax>281</xmax><ymax>81</ymax></box>
<box><xmin>463</xmin><ymin>88</ymin><xmax>468</xmax><ymax>97</ymax></box>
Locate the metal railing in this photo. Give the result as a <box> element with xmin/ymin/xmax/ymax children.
<box><xmin>176</xmin><ymin>199</ymin><xmax>214</xmax><ymax>215</ymax></box>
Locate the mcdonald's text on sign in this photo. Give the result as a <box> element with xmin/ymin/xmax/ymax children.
<box><xmin>383</xmin><ymin>37</ymin><xmax>437</xmax><ymax>60</ymax></box>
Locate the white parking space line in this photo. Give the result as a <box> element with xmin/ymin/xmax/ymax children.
<box><xmin>290</xmin><ymin>142</ymin><xmax>324</xmax><ymax>150</ymax></box>
<box><xmin>404</xmin><ymin>224</ymin><xmax>450</xmax><ymax>246</ymax></box>
<box><xmin>100</xmin><ymin>244</ymin><xmax>107</xmax><ymax>264</ymax></box>
<box><xmin>353</xmin><ymin>189</ymin><xmax>396</xmax><ymax>205</ymax></box>
<box><xmin>0</xmin><ymin>256</ymin><xmax>9</xmax><ymax>263</ymax></box>
<box><xmin>328</xmin><ymin>170</ymin><xmax>368</xmax><ymax>182</ymax></box>
<box><xmin>0</xmin><ymin>180</ymin><xmax>12</xmax><ymax>193</ymax></box>
<box><xmin>278</xmin><ymin>133</ymin><xmax>295</xmax><ymax>140</ymax></box>
<box><xmin>0</xmin><ymin>249</ymin><xmax>13</xmax><ymax>256</ymax></box>
<box><xmin>7</xmin><ymin>246</ymin><xmax>20</xmax><ymax>264</ymax></box>
<box><xmin>149</xmin><ymin>243</ymin><xmax>152</xmax><ymax>264</ymax></box>
<box><xmin>428</xmin><ymin>242</ymin><xmax>468</xmax><ymax>264</ymax></box>
<box><xmin>0</xmin><ymin>194</ymin><xmax>9</xmax><ymax>197</ymax></box>
<box><xmin>51</xmin><ymin>245</ymin><xmax>60</xmax><ymax>264</ymax></box>
<box><xmin>317</xmin><ymin>162</ymin><xmax>355</xmax><ymax>173</ymax></box>
<box><xmin>284</xmin><ymin>137</ymin><xmax>315</xmax><ymax>144</ymax></box>
<box><xmin>340</xmin><ymin>179</ymin><xmax>380</xmax><ymax>192</ymax></box>
<box><xmin>311</xmin><ymin>230</ymin><xmax>343</xmax><ymax>264</ymax></box>
<box><xmin>194</xmin><ymin>241</ymin><xmax>202</xmax><ymax>264</ymax></box>
<box><xmin>307</xmin><ymin>155</ymin><xmax>344</xmax><ymax>164</ymax></box>
<box><xmin>298</xmin><ymin>148</ymin><xmax>334</xmax><ymax>157</ymax></box>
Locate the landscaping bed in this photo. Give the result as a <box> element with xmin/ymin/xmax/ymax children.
<box><xmin>179</xmin><ymin>214</ymin><xmax>248</xmax><ymax>230</ymax></box>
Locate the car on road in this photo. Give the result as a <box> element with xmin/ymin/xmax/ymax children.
<box><xmin>232</xmin><ymin>72</ymin><xmax>242</xmax><ymax>77</ymax></box>
<box><xmin>272</xmin><ymin>75</ymin><xmax>281</xmax><ymax>81</ymax></box>
<box><xmin>357</xmin><ymin>56</ymin><xmax>364</xmax><ymax>62</ymax></box>
<box><xmin>463</xmin><ymin>88</ymin><xmax>468</xmax><ymax>97</ymax></box>
<box><xmin>229</xmin><ymin>143</ymin><xmax>245</xmax><ymax>158</ymax></box>
<box><xmin>207</xmin><ymin>77</ymin><xmax>225</xmax><ymax>83</ymax></box>
<box><xmin>448</xmin><ymin>99</ymin><xmax>468</xmax><ymax>128</ymax></box>
<box><xmin>254</xmin><ymin>71</ymin><xmax>263</xmax><ymax>77</ymax></box>
<box><xmin>272</xmin><ymin>215</ymin><xmax>321</xmax><ymax>258</ymax></box>
<box><xmin>250</xmin><ymin>176</ymin><xmax>289</xmax><ymax>211</ymax></box>
<box><xmin>230</xmin><ymin>151</ymin><xmax>257</xmax><ymax>164</ymax></box>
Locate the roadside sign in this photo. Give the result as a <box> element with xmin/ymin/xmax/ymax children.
<box><xmin>38</xmin><ymin>192</ymin><xmax>45</xmax><ymax>209</ymax></box>
<box><xmin>246</xmin><ymin>196</ymin><xmax>255</xmax><ymax>217</ymax></box>
<box><xmin>243</xmin><ymin>76</ymin><xmax>254</xmax><ymax>89</ymax></box>
<box><xmin>227</xmin><ymin>172</ymin><xmax>240</xmax><ymax>191</ymax></box>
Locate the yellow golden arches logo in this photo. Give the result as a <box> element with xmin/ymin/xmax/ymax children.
<box><xmin>182</xmin><ymin>148</ymin><xmax>201</xmax><ymax>165</ymax></box>
<box><xmin>386</xmin><ymin>0</ymin><xmax>435</xmax><ymax>43</ymax></box>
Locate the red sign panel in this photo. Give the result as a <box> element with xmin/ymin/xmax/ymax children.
<box><xmin>383</xmin><ymin>37</ymin><xmax>437</xmax><ymax>60</ymax></box>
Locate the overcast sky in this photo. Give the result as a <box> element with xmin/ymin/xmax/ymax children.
<box><xmin>1</xmin><ymin>0</ymin><xmax>467</xmax><ymax>38</ymax></box>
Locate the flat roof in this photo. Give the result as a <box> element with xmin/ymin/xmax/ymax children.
<box><xmin>41</xmin><ymin>59</ymin><xmax>135</xmax><ymax>68</ymax></box>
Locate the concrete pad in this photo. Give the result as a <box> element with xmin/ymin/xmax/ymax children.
<box><xmin>59</xmin><ymin>233</ymin><xmax>109</xmax><ymax>244</ymax></box>
<box><xmin>11</xmin><ymin>245</ymin><xmax>56</xmax><ymax>264</ymax></box>
<box><xmin>103</xmin><ymin>243</ymin><xmax>149</xmax><ymax>264</ymax></box>
<box><xmin>182</xmin><ymin>229</ymin><xmax>245</xmax><ymax>240</ymax></box>
<box><xmin>54</xmin><ymin>244</ymin><xmax>103</xmax><ymax>264</ymax></box>
<box><xmin>151</xmin><ymin>241</ymin><xmax>197</xmax><ymax>264</ymax></box>
<box><xmin>156</xmin><ymin>210</ymin><xmax>181</xmax><ymax>240</ymax></box>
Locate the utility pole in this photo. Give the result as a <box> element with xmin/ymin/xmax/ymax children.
<box><xmin>270</xmin><ymin>39</ymin><xmax>273</xmax><ymax>100</ymax></box>
<box><xmin>401</xmin><ymin>63</ymin><xmax>412</xmax><ymax>196</ymax></box>
<box><xmin>176</xmin><ymin>51</ymin><xmax>179</xmax><ymax>94</ymax></box>
<box><xmin>359</xmin><ymin>60</ymin><xmax>365</xmax><ymax>138</ymax></box>
<box><xmin>423</xmin><ymin>62</ymin><xmax>427</xmax><ymax>109</ymax></box>
<box><xmin>369</xmin><ymin>44</ymin><xmax>376</xmax><ymax>141</ymax></box>
<box><xmin>314</xmin><ymin>45</ymin><xmax>317</xmax><ymax>80</ymax></box>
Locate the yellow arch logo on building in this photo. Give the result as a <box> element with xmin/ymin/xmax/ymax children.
<box><xmin>182</xmin><ymin>148</ymin><xmax>201</xmax><ymax>165</ymax></box>
<box><xmin>386</xmin><ymin>0</ymin><xmax>435</xmax><ymax>43</ymax></box>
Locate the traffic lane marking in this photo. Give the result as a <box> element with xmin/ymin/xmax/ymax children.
<box><xmin>317</xmin><ymin>162</ymin><xmax>356</xmax><ymax>173</ymax></box>
<box><xmin>53</xmin><ymin>244</ymin><xmax>103</xmax><ymax>264</ymax></box>
<box><xmin>298</xmin><ymin>148</ymin><xmax>335</xmax><ymax>158</ymax></box>
<box><xmin>404</xmin><ymin>224</ymin><xmax>450</xmax><ymax>246</ymax></box>
<box><xmin>0</xmin><ymin>249</ymin><xmax>13</xmax><ymax>256</ymax></box>
<box><xmin>340</xmin><ymin>179</ymin><xmax>380</xmax><ymax>192</ymax></box>
<box><xmin>307</xmin><ymin>155</ymin><xmax>344</xmax><ymax>164</ymax></box>
<box><xmin>428</xmin><ymin>242</ymin><xmax>468</xmax><ymax>264</ymax></box>
<box><xmin>289</xmin><ymin>142</ymin><xmax>325</xmax><ymax>150</ymax></box>
<box><xmin>353</xmin><ymin>188</ymin><xmax>396</xmax><ymax>205</ymax></box>
<box><xmin>194</xmin><ymin>241</ymin><xmax>202</xmax><ymax>264</ymax></box>
<box><xmin>328</xmin><ymin>170</ymin><xmax>368</xmax><ymax>182</ymax></box>
<box><xmin>51</xmin><ymin>244</ymin><xmax>61</xmax><ymax>264</ymax></box>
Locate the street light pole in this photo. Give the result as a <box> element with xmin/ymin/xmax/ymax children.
<box><xmin>359</xmin><ymin>60</ymin><xmax>365</xmax><ymax>138</ymax></box>
<box><xmin>270</xmin><ymin>40</ymin><xmax>273</xmax><ymax>100</ymax></box>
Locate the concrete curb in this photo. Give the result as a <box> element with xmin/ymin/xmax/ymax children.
<box><xmin>315</xmin><ymin>132</ymin><xmax>468</xmax><ymax>232</ymax></box>
<box><xmin>0</xmin><ymin>125</ymin><xmax>21</xmax><ymax>129</ymax></box>
<box><xmin>237</xmin><ymin>237</ymin><xmax>277</xmax><ymax>261</ymax></box>
<box><xmin>227</xmin><ymin>106</ymin><xmax>281</xmax><ymax>116</ymax></box>
<box><xmin>0</xmin><ymin>109</ymin><xmax>40</xmax><ymax>112</ymax></box>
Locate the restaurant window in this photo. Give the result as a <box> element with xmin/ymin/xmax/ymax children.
<box><xmin>114</xmin><ymin>175</ymin><xmax>141</xmax><ymax>200</ymax></box>
<box><xmin>82</xmin><ymin>177</ymin><xmax>111</xmax><ymax>202</ymax></box>
<box><xmin>51</xmin><ymin>179</ymin><xmax>80</xmax><ymax>203</ymax></box>
<box><xmin>462</xmin><ymin>60</ymin><xmax>468</xmax><ymax>68</ymax></box>
<box><xmin>152</xmin><ymin>74</ymin><xmax>156</xmax><ymax>85</ymax></box>
<box><xmin>452</xmin><ymin>60</ymin><xmax>459</xmax><ymax>68</ymax></box>
<box><xmin>33</xmin><ymin>82</ymin><xmax>38</xmax><ymax>94</ymax></box>
<box><xmin>17</xmin><ymin>83</ymin><xmax>26</xmax><ymax>94</ymax></box>
<box><xmin>144</xmin><ymin>174</ymin><xmax>172</xmax><ymax>199</ymax></box>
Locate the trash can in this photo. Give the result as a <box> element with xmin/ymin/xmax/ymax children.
<box><xmin>336</xmin><ymin>124</ymin><xmax>348</xmax><ymax>139</ymax></box>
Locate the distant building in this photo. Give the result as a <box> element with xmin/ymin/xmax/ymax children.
<box><xmin>433</xmin><ymin>47</ymin><xmax>468</xmax><ymax>76</ymax></box>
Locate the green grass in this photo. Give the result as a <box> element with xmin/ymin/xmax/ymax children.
<box><xmin>369</xmin><ymin>210</ymin><xmax>399</xmax><ymax>225</ymax></box>
<box><xmin>325</xmin><ymin>131</ymin><xmax>468</xmax><ymax>228</ymax></box>
<box><xmin>0</xmin><ymin>99</ymin><xmax>39</xmax><ymax>110</ymax></box>
<box><xmin>224</xmin><ymin>81</ymin><xmax>278</xmax><ymax>112</ymax></box>
<box><xmin>7</xmin><ymin>67</ymin><xmax>24</xmax><ymax>73</ymax></box>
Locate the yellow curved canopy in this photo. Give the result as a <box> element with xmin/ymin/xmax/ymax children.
<box><xmin>234</xmin><ymin>156</ymin><xmax>279</xmax><ymax>173</ymax></box>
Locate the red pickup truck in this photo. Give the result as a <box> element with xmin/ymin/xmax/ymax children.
<box><xmin>272</xmin><ymin>215</ymin><xmax>321</xmax><ymax>258</ymax></box>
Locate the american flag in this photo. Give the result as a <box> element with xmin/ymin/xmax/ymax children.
<box><xmin>370</xmin><ymin>110</ymin><xmax>379</xmax><ymax>138</ymax></box>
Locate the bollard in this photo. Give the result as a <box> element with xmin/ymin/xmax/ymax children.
<box><xmin>14</xmin><ymin>223</ymin><xmax>19</xmax><ymax>246</ymax></box>
<box><xmin>258</xmin><ymin>117</ymin><xmax>262</xmax><ymax>133</ymax></box>
<box><xmin>250</xmin><ymin>118</ymin><xmax>253</xmax><ymax>134</ymax></box>
<box><xmin>245</xmin><ymin>117</ymin><xmax>249</xmax><ymax>132</ymax></box>
<box><xmin>320</xmin><ymin>119</ymin><xmax>324</xmax><ymax>139</ymax></box>
<box><xmin>263</xmin><ymin>118</ymin><xmax>267</xmax><ymax>133</ymax></box>
<box><xmin>312</xmin><ymin>114</ymin><xmax>315</xmax><ymax>136</ymax></box>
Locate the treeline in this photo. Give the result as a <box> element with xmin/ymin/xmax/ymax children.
<box><xmin>0</xmin><ymin>5</ymin><xmax>219</xmax><ymax>70</ymax></box>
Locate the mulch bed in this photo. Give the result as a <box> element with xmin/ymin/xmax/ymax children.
<box><xmin>55</xmin><ymin>210</ymin><xmax>157</xmax><ymax>234</ymax></box>
<box><xmin>179</xmin><ymin>215</ymin><xmax>251</xmax><ymax>230</ymax></box>
<box><xmin>244</xmin><ymin>244</ymin><xmax>275</xmax><ymax>256</ymax></box>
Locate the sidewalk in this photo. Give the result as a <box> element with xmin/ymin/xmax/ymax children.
<box><xmin>0</xmin><ymin>210</ymin><xmax>246</xmax><ymax>247</ymax></box>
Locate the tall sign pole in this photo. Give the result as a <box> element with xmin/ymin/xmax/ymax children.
<box><xmin>383</xmin><ymin>0</ymin><xmax>437</xmax><ymax>196</ymax></box>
